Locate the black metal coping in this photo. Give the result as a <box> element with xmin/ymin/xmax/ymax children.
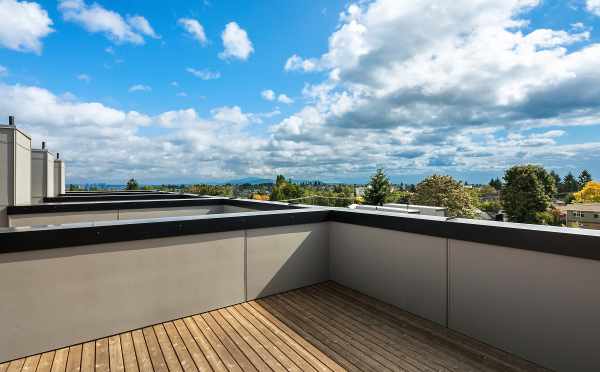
<box><xmin>0</xmin><ymin>209</ymin><xmax>329</xmax><ymax>252</ymax></box>
<box><xmin>7</xmin><ymin>197</ymin><xmax>299</xmax><ymax>214</ymax></box>
<box><xmin>1</xmin><ymin>202</ymin><xmax>600</xmax><ymax>261</ymax></box>
<box><xmin>43</xmin><ymin>193</ymin><xmax>198</xmax><ymax>203</ymax></box>
<box><xmin>329</xmin><ymin>208</ymin><xmax>600</xmax><ymax>261</ymax></box>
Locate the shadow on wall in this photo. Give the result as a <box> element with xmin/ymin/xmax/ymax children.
<box><xmin>245</xmin><ymin>223</ymin><xmax>330</xmax><ymax>300</ymax></box>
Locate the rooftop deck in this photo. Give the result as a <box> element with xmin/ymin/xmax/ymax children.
<box><xmin>0</xmin><ymin>282</ymin><xmax>548</xmax><ymax>372</ymax></box>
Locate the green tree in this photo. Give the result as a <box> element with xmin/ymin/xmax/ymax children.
<box><xmin>410</xmin><ymin>174</ymin><xmax>478</xmax><ymax>218</ymax></box>
<box><xmin>549</xmin><ymin>170</ymin><xmax>561</xmax><ymax>195</ymax></box>
<box><xmin>270</xmin><ymin>175</ymin><xmax>303</xmax><ymax>201</ymax></box>
<box><xmin>489</xmin><ymin>177</ymin><xmax>502</xmax><ymax>190</ymax></box>
<box><xmin>501</xmin><ymin>165</ymin><xmax>556</xmax><ymax>224</ymax></box>
<box><xmin>363</xmin><ymin>168</ymin><xmax>392</xmax><ymax>206</ymax></box>
<box><xmin>562</xmin><ymin>172</ymin><xmax>578</xmax><ymax>193</ymax></box>
<box><xmin>126</xmin><ymin>178</ymin><xmax>139</xmax><ymax>190</ymax></box>
<box><xmin>578</xmin><ymin>170</ymin><xmax>592</xmax><ymax>189</ymax></box>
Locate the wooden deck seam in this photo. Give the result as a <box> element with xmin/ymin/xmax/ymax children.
<box><xmin>218</xmin><ymin>307</ymin><xmax>284</xmax><ymax>372</ymax></box>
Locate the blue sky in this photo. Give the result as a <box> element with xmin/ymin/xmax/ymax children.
<box><xmin>2</xmin><ymin>0</ymin><xmax>600</xmax><ymax>184</ymax></box>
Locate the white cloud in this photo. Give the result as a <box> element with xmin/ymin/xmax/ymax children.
<box><xmin>186</xmin><ymin>67</ymin><xmax>220</xmax><ymax>80</ymax></box>
<box><xmin>178</xmin><ymin>18</ymin><xmax>207</xmax><ymax>45</ymax></box>
<box><xmin>219</xmin><ymin>22</ymin><xmax>253</xmax><ymax>61</ymax></box>
<box><xmin>127</xmin><ymin>15</ymin><xmax>159</xmax><ymax>39</ymax></box>
<box><xmin>176</xmin><ymin>92</ymin><xmax>187</xmax><ymax>97</ymax></box>
<box><xmin>278</xmin><ymin>94</ymin><xmax>294</xmax><ymax>104</ymax></box>
<box><xmin>284</xmin><ymin>54</ymin><xmax>320</xmax><ymax>72</ymax></box>
<box><xmin>261</xmin><ymin>89</ymin><xmax>275</xmax><ymax>101</ymax></box>
<box><xmin>105</xmin><ymin>46</ymin><xmax>114</xmax><ymax>54</ymax></box>
<box><xmin>58</xmin><ymin>0</ymin><xmax>157</xmax><ymax>44</ymax></box>
<box><xmin>262</xmin><ymin>89</ymin><xmax>293</xmax><ymax>104</ymax></box>
<box><xmin>586</xmin><ymin>0</ymin><xmax>600</xmax><ymax>16</ymax></box>
<box><xmin>0</xmin><ymin>0</ymin><xmax>53</xmax><ymax>54</ymax></box>
<box><xmin>128</xmin><ymin>84</ymin><xmax>151</xmax><ymax>92</ymax></box>
<box><xmin>170</xmin><ymin>81</ymin><xmax>178</xmax><ymax>87</ymax></box>
<box><xmin>0</xmin><ymin>65</ymin><xmax>7</xmax><ymax>76</ymax></box>
<box><xmin>76</xmin><ymin>73</ymin><xmax>91</xmax><ymax>82</ymax></box>
<box><xmin>211</xmin><ymin>106</ymin><xmax>250</xmax><ymax>125</ymax></box>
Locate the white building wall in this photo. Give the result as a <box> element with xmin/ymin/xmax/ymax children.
<box><xmin>0</xmin><ymin>126</ymin><xmax>32</xmax><ymax>226</ymax></box>
<box><xmin>53</xmin><ymin>160</ymin><xmax>65</xmax><ymax>196</ymax></box>
<box><xmin>31</xmin><ymin>150</ymin><xmax>56</xmax><ymax>203</ymax></box>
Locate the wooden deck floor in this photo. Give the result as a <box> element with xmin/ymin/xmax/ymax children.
<box><xmin>0</xmin><ymin>282</ymin><xmax>549</xmax><ymax>372</ymax></box>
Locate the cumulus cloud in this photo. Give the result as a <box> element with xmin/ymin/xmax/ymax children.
<box><xmin>278</xmin><ymin>94</ymin><xmax>294</xmax><ymax>104</ymax></box>
<box><xmin>0</xmin><ymin>0</ymin><xmax>53</xmax><ymax>54</ymax></box>
<box><xmin>211</xmin><ymin>106</ymin><xmax>250</xmax><ymax>125</ymax></box>
<box><xmin>128</xmin><ymin>84</ymin><xmax>151</xmax><ymax>92</ymax></box>
<box><xmin>586</xmin><ymin>0</ymin><xmax>600</xmax><ymax>16</ymax></box>
<box><xmin>261</xmin><ymin>89</ymin><xmax>275</xmax><ymax>101</ymax></box>
<box><xmin>261</xmin><ymin>89</ymin><xmax>294</xmax><ymax>104</ymax></box>
<box><xmin>219</xmin><ymin>22</ymin><xmax>253</xmax><ymax>60</ymax></box>
<box><xmin>58</xmin><ymin>0</ymin><xmax>157</xmax><ymax>44</ymax></box>
<box><xmin>186</xmin><ymin>68</ymin><xmax>220</xmax><ymax>80</ymax></box>
<box><xmin>178</xmin><ymin>18</ymin><xmax>207</xmax><ymax>45</ymax></box>
<box><xmin>266</xmin><ymin>0</ymin><xmax>600</xmax><ymax>177</ymax></box>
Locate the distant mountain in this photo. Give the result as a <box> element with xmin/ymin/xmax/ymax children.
<box><xmin>226</xmin><ymin>177</ymin><xmax>274</xmax><ymax>185</ymax></box>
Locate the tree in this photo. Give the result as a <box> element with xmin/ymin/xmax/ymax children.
<box><xmin>549</xmin><ymin>170</ymin><xmax>561</xmax><ymax>195</ymax></box>
<box><xmin>501</xmin><ymin>165</ymin><xmax>556</xmax><ymax>224</ymax></box>
<box><xmin>489</xmin><ymin>177</ymin><xmax>502</xmax><ymax>191</ymax></box>
<box><xmin>578</xmin><ymin>170</ymin><xmax>592</xmax><ymax>189</ymax></box>
<box><xmin>126</xmin><ymin>178</ymin><xmax>139</xmax><ymax>190</ymax></box>
<box><xmin>363</xmin><ymin>168</ymin><xmax>391</xmax><ymax>206</ymax></box>
<box><xmin>573</xmin><ymin>181</ymin><xmax>600</xmax><ymax>203</ymax></box>
<box><xmin>270</xmin><ymin>175</ymin><xmax>303</xmax><ymax>201</ymax></box>
<box><xmin>410</xmin><ymin>174</ymin><xmax>478</xmax><ymax>218</ymax></box>
<box><xmin>562</xmin><ymin>172</ymin><xmax>578</xmax><ymax>193</ymax></box>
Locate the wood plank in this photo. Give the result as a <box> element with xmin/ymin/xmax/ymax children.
<box><xmin>247</xmin><ymin>301</ymin><xmax>345</xmax><ymax>372</ymax></box>
<box><xmin>50</xmin><ymin>348</ymin><xmax>69</xmax><ymax>372</ymax></box>
<box><xmin>218</xmin><ymin>308</ymin><xmax>287</xmax><ymax>372</ymax></box>
<box><xmin>163</xmin><ymin>322</ymin><xmax>198</xmax><ymax>372</ymax></box>
<box><xmin>22</xmin><ymin>355</ymin><xmax>41</xmax><ymax>372</ymax></box>
<box><xmin>153</xmin><ymin>324</ymin><xmax>183</xmax><ymax>372</ymax></box>
<box><xmin>120</xmin><ymin>333</ymin><xmax>140</xmax><ymax>372</ymax></box>
<box><xmin>324</xmin><ymin>282</ymin><xmax>548</xmax><ymax>372</ymax></box>
<box><xmin>277</xmin><ymin>292</ymin><xmax>402</xmax><ymax>372</ymax></box>
<box><xmin>0</xmin><ymin>363</ymin><xmax>8</xmax><ymax>372</ymax></box>
<box><xmin>132</xmin><ymin>330</ymin><xmax>154</xmax><ymax>372</ymax></box>
<box><xmin>81</xmin><ymin>342</ymin><xmax>95</xmax><ymax>372</ymax></box>
<box><xmin>200</xmin><ymin>314</ymin><xmax>256</xmax><ymax>372</ymax></box>
<box><xmin>286</xmin><ymin>289</ymin><xmax>426</xmax><ymax>372</ymax></box>
<box><xmin>210</xmin><ymin>310</ymin><xmax>271</xmax><ymax>371</ymax></box>
<box><xmin>307</xmin><ymin>285</ymin><xmax>482</xmax><ymax>372</ymax></box>
<box><xmin>259</xmin><ymin>296</ymin><xmax>370</xmax><ymax>372</ymax></box>
<box><xmin>172</xmin><ymin>320</ymin><xmax>214</xmax><ymax>372</ymax></box>
<box><xmin>182</xmin><ymin>317</ymin><xmax>227</xmax><ymax>372</ymax></box>
<box><xmin>95</xmin><ymin>339</ymin><xmax>109</xmax><ymax>372</ymax></box>
<box><xmin>232</xmin><ymin>305</ymin><xmax>309</xmax><ymax>372</ymax></box>
<box><xmin>191</xmin><ymin>315</ymin><xmax>242</xmax><ymax>372</ymax></box>
<box><xmin>6</xmin><ymin>359</ymin><xmax>25</xmax><ymax>372</ymax></box>
<box><xmin>35</xmin><ymin>352</ymin><xmax>55</xmax><ymax>372</ymax></box>
<box><xmin>142</xmin><ymin>327</ymin><xmax>168</xmax><ymax>372</ymax></box>
<box><xmin>65</xmin><ymin>345</ymin><xmax>82</xmax><ymax>372</ymax></box>
<box><xmin>108</xmin><ymin>335</ymin><xmax>125</xmax><ymax>372</ymax></box>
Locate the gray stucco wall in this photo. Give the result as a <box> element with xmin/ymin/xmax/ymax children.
<box><xmin>448</xmin><ymin>239</ymin><xmax>600</xmax><ymax>372</ymax></box>
<box><xmin>0</xmin><ymin>231</ymin><xmax>245</xmax><ymax>362</ymax></box>
<box><xmin>246</xmin><ymin>223</ymin><xmax>329</xmax><ymax>299</ymax></box>
<box><xmin>329</xmin><ymin>221</ymin><xmax>448</xmax><ymax>325</ymax></box>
